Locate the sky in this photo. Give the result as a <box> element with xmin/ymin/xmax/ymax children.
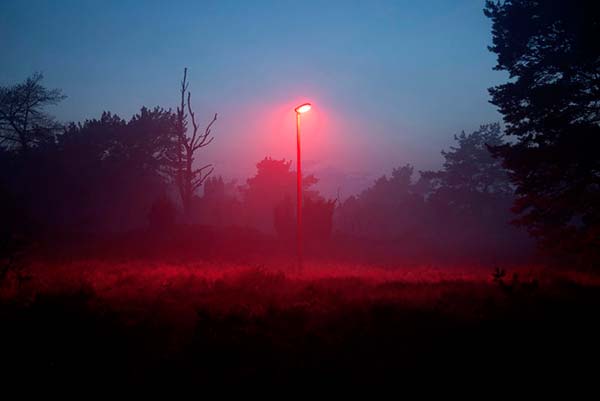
<box><xmin>0</xmin><ymin>0</ymin><xmax>506</xmax><ymax>197</ymax></box>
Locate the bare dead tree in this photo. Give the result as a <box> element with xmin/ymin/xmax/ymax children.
<box><xmin>0</xmin><ymin>72</ymin><xmax>65</xmax><ymax>154</ymax></box>
<box><xmin>172</xmin><ymin>68</ymin><xmax>218</xmax><ymax>217</ymax></box>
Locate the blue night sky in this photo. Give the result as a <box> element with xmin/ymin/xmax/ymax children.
<box><xmin>0</xmin><ymin>0</ymin><xmax>505</xmax><ymax>197</ymax></box>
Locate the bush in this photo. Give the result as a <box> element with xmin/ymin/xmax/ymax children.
<box><xmin>148</xmin><ymin>196</ymin><xmax>177</xmax><ymax>231</ymax></box>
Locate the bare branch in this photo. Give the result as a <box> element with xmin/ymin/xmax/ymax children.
<box><xmin>177</xmin><ymin>67</ymin><xmax>188</xmax><ymax>128</ymax></box>
<box><xmin>192</xmin><ymin>166</ymin><xmax>214</xmax><ymax>190</ymax></box>
<box><xmin>193</xmin><ymin>136</ymin><xmax>214</xmax><ymax>151</ymax></box>
<box><xmin>187</xmin><ymin>91</ymin><xmax>199</xmax><ymax>148</ymax></box>
<box><xmin>196</xmin><ymin>163</ymin><xmax>213</xmax><ymax>172</ymax></box>
<box><xmin>192</xmin><ymin>113</ymin><xmax>217</xmax><ymax>151</ymax></box>
<box><xmin>191</xmin><ymin>164</ymin><xmax>213</xmax><ymax>180</ymax></box>
<box><xmin>180</xmin><ymin>68</ymin><xmax>189</xmax><ymax>99</ymax></box>
<box><xmin>169</xmin><ymin>68</ymin><xmax>218</xmax><ymax>214</ymax></box>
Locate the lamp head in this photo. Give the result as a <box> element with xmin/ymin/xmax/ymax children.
<box><xmin>295</xmin><ymin>103</ymin><xmax>312</xmax><ymax>114</ymax></box>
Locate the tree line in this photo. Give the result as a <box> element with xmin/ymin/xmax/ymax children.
<box><xmin>0</xmin><ymin>78</ymin><xmax>527</xmax><ymax>262</ymax></box>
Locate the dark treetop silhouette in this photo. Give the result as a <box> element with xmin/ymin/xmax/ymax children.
<box><xmin>0</xmin><ymin>72</ymin><xmax>65</xmax><ymax>154</ymax></box>
<box><xmin>485</xmin><ymin>0</ymin><xmax>600</xmax><ymax>266</ymax></box>
<box><xmin>0</xmin><ymin>72</ymin><xmax>532</xmax><ymax>263</ymax></box>
<box><xmin>334</xmin><ymin>124</ymin><xmax>529</xmax><ymax>262</ymax></box>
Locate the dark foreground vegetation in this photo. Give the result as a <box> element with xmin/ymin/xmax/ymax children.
<box><xmin>1</xmin><ymin>260</ymin><xmax>599</xmax><ymax>385</ymax></box>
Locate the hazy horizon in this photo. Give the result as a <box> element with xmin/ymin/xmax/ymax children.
<box><xmin>1</xmin><ymin>0</ymin><xmax>506</xmax><ymax>198</ymax></box>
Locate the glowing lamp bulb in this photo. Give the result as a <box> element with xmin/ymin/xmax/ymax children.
<box><xmin>295</xmin><ymin>103</ymin><xmax>312</xmax><ymax>114</ymax></box>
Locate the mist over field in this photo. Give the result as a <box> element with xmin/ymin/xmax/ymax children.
<box><xmin>1</xmin><ymin>0</ymin><xmax>599</xmax><ymax>387</ymax></box>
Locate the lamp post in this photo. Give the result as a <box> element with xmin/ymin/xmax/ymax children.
<box><xmin>294</xmin><ymin>102</ymin><xmax>311</xmax><ymax>267</ymax></box>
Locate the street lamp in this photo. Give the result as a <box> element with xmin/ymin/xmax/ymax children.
<box><xmin>294</xmin><ymin>102</ymin><xmax>311</xmax><ymax>267</ymax></box>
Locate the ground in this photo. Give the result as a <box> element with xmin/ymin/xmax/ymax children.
<box><xmin>1</xmin><ymin>260</ymin><xmax>599</xmax><ymax>385</ymax></box>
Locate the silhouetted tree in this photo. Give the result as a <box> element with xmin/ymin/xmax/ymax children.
<box><xmin>148</xmin><ymin>196</ymin><xmax>177</xmax><ymax>231</ymax></box>
<box><xmin>420</xmin><ymin>123</ymin><xmax>526</xmax><ymax>256</ymax></box>
<box><xmin>274</xmin><ymin>195</ymin><xmax>336</xmax><ymax>241</ymax></box>
<box><xmin>0</xmin><ymin>73</ymin><xmax>65</xmax><ymax>154</ymax></box>
<box><xmin>193</xmin><ymin>176</ymin><xmax>243</xmax><ymax>226</ymax></box>
<box><xmin>336</xmin><ymin>164</ymin><xmax>424</xmax><ymax>240</ymax></box>
<box><xmin>334</xmin><ymin>125</ymin><xmax>530</xmax><ymax>261</ymax></box>
<box><xmin>303</xmin><ymin>197</ymin><xmax>337</xmax><ymax>241</ymax></box>
<box><xmin>274</xmin><ymin>195</ymin><xmax>295</xmax><ymax>239</ymax></box>
<box><xmin>422</xmin><ymin>123</ymin><xmax>513</xmax><ymax>214</ymax></box>
<box><xmin>170</xmin><ymin>68</ymin><xmax>218</xmax><ymax>218</ymax></box>
<box><xmin>56</xmin><ymin>109</ymin><xmax>176</xmax><ymax>230</ymax></box>
<box><xmin>242</xmin><ymin>157</ymin><xmax>319</xmax><ymax>233</ymax></box>
<box><xmin>485</xmin><ymin>0</ymin><xmax>600</xmax><ymax>265</ymax></box>
<box><xmin>0</xmin><ymin>107</ymin><xmax>178</xmax><ymax>232</ymax></box>
<box><xmin>123</xmin><ymin>107</ymin><xmax>179</xmax><ymax>178</ymax></box>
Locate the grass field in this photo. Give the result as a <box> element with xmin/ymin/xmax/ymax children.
<box><xmin>1</xmin><ymin>260</ymin><xmax>599</xmax><ymax>385</ymax></box>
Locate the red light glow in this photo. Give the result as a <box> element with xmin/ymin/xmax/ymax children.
<box><xmin>295</xmin><ymin>103</ymin><xmax>312</xmax><ymax>114</ymax></box>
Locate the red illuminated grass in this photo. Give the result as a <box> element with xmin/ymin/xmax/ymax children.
<box><xmin>6</xmin><ymin>261</ymin><xmax>597</xmax><ymax>320</ymax></box>
<box><xmin>2</xmin><ymin>260</ymin><xmax>599</xmax><ymax>384</ymax></box>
